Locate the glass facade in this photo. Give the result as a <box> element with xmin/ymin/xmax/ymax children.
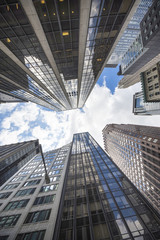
<box><xmin>0</xmin><ymin>0</ymin><xmax>136</xmax><ymax>110</ymax></box>
<box><xmin>107</xmin><ymin>0</ymin><xmax>153</xmax><ymax>66</ymax></box>
<box><xmin>54</xmin><ymin>132</ymin><xmax>160</xmax><ymax>240</ymax></box>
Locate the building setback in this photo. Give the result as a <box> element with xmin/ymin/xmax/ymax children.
<box><xmin>0</xmin><ymin>0</ymin><xmax>138</xmax><ymax>111</ymax></box>
<box><xmin>0</xmin><ymin>133</ymin><xmax>160</xmax><ymax>240</ymax></box>
<box><xmin>103</xmin><ymin>124</ymin><xmax>160</xmax><ymax>215</ymax></box>
<box><xmin>133</xmin><ymin>91</ymin><xmax>160</xmax><ymax>115</ymax></box>
<box><xmin>0</xmin><ymin>140</ymin><xmax>40</xmax><ymax>186</ymax></box>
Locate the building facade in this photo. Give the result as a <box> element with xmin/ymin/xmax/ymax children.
<box><xmin>118</xmin><ymin>0</ymin><xmax>160</xmax><ymax>78</ymax></box>
<box><xmin>1</xmin><ymin>133</ymin><xmax>160</xmax><ymax>239</ymax></box>
<box><xmin>133</xmin><ymin>91</ymin><xmax>160</xmax><ymax>115</ymax></box>
<box><xmin>118</xmin><ymin>54</ymin><xmax>160</xmax><ymax>89</ymax></box>
<box><xmin>0</xmin><ymin>140</ymin><xmax>40</xmax><ymax>186</ymax></box>
<box><xmin>0</xmin><ymin>0</ymin><xmax>139</xmax><ymax>111</ymax></box>
<box><xmin>102</xmin><ymin>124</ymin><xmax>160</xmax><ymax>214</ymax></box>
<box><xmin>0</xmin><ymin>143</ymin><xmax>71</xmax><ymax>240</ymax></box>
<box><xmin>140</xmin><ymin>61</ymin><xmax>160</xmax><ymax>102</ymax></box>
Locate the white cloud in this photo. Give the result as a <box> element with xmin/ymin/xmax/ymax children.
<box><xmin>0</xmin><ymin>82</ymin><xmax>160</xmax><ymax>151</ymax></box>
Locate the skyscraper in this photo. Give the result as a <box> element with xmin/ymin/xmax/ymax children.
<box><xmin>0</xmin><ymin>133</ymin><xmax>160</xmax><ymax>240</ymax></box>
<box><xmin>140</xmin><ymin>61</ymin><xmax>160</xmax><ymax>102</ymax></box>
<box><xmin>118</xmin><ymin>0</ymin><xmax>160</xmax><ymax>77</ymax></box>
<box><xmin>102</xmin><ymin>124</ymin><xmax>160</xmax><ymax>214</ymax></box>
<box><xmin>0</xmin><ymin>140</ymin><xmax>40</xmax><ymax>186</ymax></box>
<box><xmin>0</xmin><ymin>0</ymin><xmax>138</xmax><ymax>110</ymax></box>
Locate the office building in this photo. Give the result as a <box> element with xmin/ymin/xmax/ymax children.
<box><xmin>106</xmin><ymin>0</ymin><xmax>153</xmax><ymax>67</ymax></box>
<box><xmin>118</xmin><ymin>0</ymin><xmax>160</xmax><ymax>77</ymax></box>
<box><xmin>0</xmin><ymin>0</ymin><xmax>140</xmax><ymax>111</ymax></box>
<box><xmin>0</xmin><ymin>133</ymin><xmax>160</xmax><ymax>240</ymax></box>
<box><xmin>103</xmin><ymin>124</ymin><xmax>160</xmax><ymax>214</ymax></box>
<box><xmin>140</xmin><ymin>61</ymin><xmax>160</xmax><ymax>102</ymax></box>
<box><xmin>118</xmin><ymin>54</ymin><xmax>160</xmax><ymax>89</ymax></box>
<box><xmin>0</xmin><ymin>140</ymin><xmax>40</xmax><ymax>186</ymax></box>
<box><xmin>133</xmin><ymin>91</ymin><xmax>160</xmax><ymax>115</ymax></box>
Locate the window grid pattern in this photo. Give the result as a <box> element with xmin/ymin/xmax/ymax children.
<box><xmin>0</xmin><ymin>214</ymin><xmax>20</xmax><ymax>228</ymax></box>
<box><xmin>102</xmin><ymin>124</ymin><xmax>160</xmax><ymax>214</ymax></box>
<box><xmin>33</xmin><ymin>194</ymin><xmax>55</xmax><ymax>206</ymax></box>
<box><xmin>0</xmin><ymin>2</ymin><xmax>70</xmax><ymax>110</ymax></box>
<box><xmin>4</xmin><ymin>199</ymin><xmax>29</xmax><ymax>211</ymax></box>
<box><xmin>15</xmin><ymin>230</ymin><xmax>45</xmax><ymax>240</ymax></box>
<box><xmin>56</xmin><ymin>132</ymin><xmax>160</xmax><ymax>240</ymax></box>
<box><xmin>24</xmin><ymin>209</ymin><xmax>51</xmax><ymax>224</ymax></box>
<box><xmin>78</xmin><ymin>0</ymin><xmax>135</xmax><ymax>107</ymax></box>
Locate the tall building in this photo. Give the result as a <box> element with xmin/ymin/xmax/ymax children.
<box><xmin>118</xmin><ymin>0</ymin><xmax>160</xmax><ymax>77</ymax></box>
<box><xmin>102</xmin><ymin>124</ymin><xmax>160</xmax><ymax>214</ymax></box>
<box><xmin>133</xmin><ymin>91</ymin><xmax>160</xmax><ymax>115</ymax></box>
<box><xmin>0</xmin><ymin>140</ymin><xmax>40</xmax><ymax>186</ymax></box>
<box><xmin>0</xmin><ymin>133</ymin><xmax>160</xmax><ymax>240</ymax></box>
<box><xmin>140</xmin><ymin>61</ymin><xmax>160</xmax><ymax>102</ymax></box>
<box><xmin>0</xmin><ymin>0</ymin><xmax>139</xmax><ymax>111</ymax></box>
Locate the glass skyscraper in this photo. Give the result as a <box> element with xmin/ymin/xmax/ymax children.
<box><xmin>0</xmin><ymin>0</ymin><xmax>138</xmax><ymax>110</ymax></box>
<box><xmin>0</xmin><ymin>133</ymin><xmax>160</xmax><ymax>240</ymax></box>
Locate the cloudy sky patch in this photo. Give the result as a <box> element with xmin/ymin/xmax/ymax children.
<box><xmin>1</xmin><ymin>80</ymin><xmax>160</xmax><ymax>152</ymax></box>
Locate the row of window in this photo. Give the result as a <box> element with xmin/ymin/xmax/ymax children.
<box><xmin>3</xmin><ymin>194</ymin><xmax>55</xmax><ymax>212</ymax></box>
<box><xmin>0</xmin><ymin>184</ymin><xmax>58</xmax><ymax>200</ymax></box>
<box><xmin>0</xmin><ymin>209</ymin><xmax>51</xmax><ymax>228</ymax></box>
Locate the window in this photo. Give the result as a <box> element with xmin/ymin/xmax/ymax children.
<box><xmin>154</xmin><ymin>75</ymin><xmax>158</xmax><ymax>79</ymax></box>
<box><xmin>29</xmin><ymin>173</ymin><xmax>45</xmax><ymax>178</ymax></box>
<box><xmin>155</xmin><ymin>92</ymin><xmax>160</xmax><ymax>95</ymax></box>
<box><xmin>40</xmin><ymin>184</ymin><xmax>58</xmax><ymax>193</ymax></box>
<box><xmin>49</xmin><ymin>170</ymin><xmax>62</xmax><ymax>175</ymax></box>
<box><xmin>4</xmin><ymin>199</ymin><xmax>29</xmax><ymax>211</ymax></box>
<box><xmin>3</xmin><ymin>183</ymin><xmax>19</xmax><ymax>190</ymax></box>
<box><xmin>148</xmin><ymin>85</ymin><xmax>153</xmax><ymax>91</ymax></box>
<box><xmin>147</xmin><ymin>77</ymin><xmax>152</xmax><ymax>83</ymax></box>
<box><xmin>23</xmin><ymin>179</ymin><xmax>41</xmax><ymax>187</ymax></box>
<box><xmin>52</xmin><ymin>164</ymin><xmax>64</xmax><ymax>169</ymax></box>
<box><xmin>0</xmin><ymin>236</ymin><xmax>9</xmax><ymax>240</ymax></box>
<box><xmin>14</xmin><ymin>188</ymin><xmax>36</xmax><ymax>197</ymax></box>
<box><xmin>18</xmin><ymin>171</ymin><xmax>31</xmax><ymax>175</ymax></box>
<box><xmin>24</xmin><ymin>209</ymin><xmax>51</xmax><ymax>223</ymax></box>
<box><xmin>0</xmin><ymin>214</ymin><xmax>20</xmax><ymax>228</ymax></box>
<box><xmin>0</xmin><ymin>192</ymin><xmax>12</xmax><ymax>199</ymax></box>
<box><xmin>33</xmin><ymin>194</ymin><xmax>55</xmax><ymax>205</ymax></box>
<box><xmin>11</xmin><ymin>176</ymin><xmax>26</xmax><ymax>182</ymax></box>
<box><xmin>15</xmin><ymin>230</ymin><xmax>45</xmax><ymax>240</ymax></box>
<box><xmin>50</xmin><ymin>176</ymin><xmax>61</xmax><ymax>182</ymax></box>
<box><xmin>152</xmin><ymin>67</ymin><xmax>157</xmax><ymax>71</ymax></box>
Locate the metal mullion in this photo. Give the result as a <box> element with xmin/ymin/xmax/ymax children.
<box><xmin>2</xmin><ymin>2</ymin><xmax>66</xmax><ymax>105</ymax></box>
<box><xmin>53</xmin><ymin>0</ymin><xmax>67</xmax><ymax>64</ymax></box>
<box><xmin>80</xmin><ymin>134</ymin><xmax>95</xmax><ymax>240</ymax></box>
<box><xmin>43</xmin><ymin>2</ymin><xmax>59</xmax><ymax>51</ymax></box>
<box><xmin>90</xmin><ymin>147</ymin><xmax>135</xmax><ymax>239</ymax></box>
<box><xmin>89</xmin><ymin>135</ymin><xmax>157</xmax><ymax>239</ymax></box>
<box><xmin>83</xmin><ymin>133</ymin><xmax>114</xmax><ymax>240</ymax></box>
<box><xmin>68</xmin><ymin>0</ymin><xmax>74</xmax><ymax>75</ymax></box>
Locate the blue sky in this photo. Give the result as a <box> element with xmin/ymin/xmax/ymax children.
<box><xmin>97</xmin><ymin>66</ymin><xmax>122</xmax><ymax>94</ymax></box>
<box><xmin>0</xmin><ymin>68</ymin><xmax>160</xmax><ymax>151</ymax></box>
